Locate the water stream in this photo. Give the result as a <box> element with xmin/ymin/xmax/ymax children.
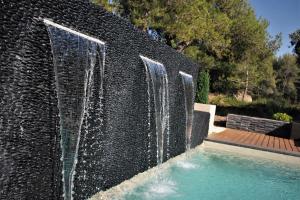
<box><xmin>140</xmin><ymin>55</ymin><xmax>170</xmax><ymax>165</ymax></box>
<box><xmin>44</xmin><ymin>19</ymin><xmax>105</xmax><ymax>200</ymax></box>
<box><xmin>179</xmin><ymin>71</ymin><xmax>194</xmax><ymax>151</ymax></box>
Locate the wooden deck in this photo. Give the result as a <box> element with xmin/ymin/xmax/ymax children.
<box><xmin>207</xmin><ymin>128</ymin><xmax>300</xmax><ymax>157</ymax></box>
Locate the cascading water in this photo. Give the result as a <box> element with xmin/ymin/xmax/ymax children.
<box><xmin>44</xmin><ymin>19</ymin><xmax>105</xmax><ymax>200</ymax></box>
<box><xmin>179</xmin><ymin>71</ymin><xmax>194</xmax><ymax>151</ymax></box>
<box><xmin>140</xmin><ymin>55</ymin><xmax>170</xmax><ymax>165</ymax></box>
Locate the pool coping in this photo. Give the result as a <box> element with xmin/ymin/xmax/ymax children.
<box><xmin>205</xmin><ymin>137</ymin><xmax>300</xmax><ymax>158</ymax></box>
<box><xmin>203</xmin><ymin>140</ymin><xmax>300</xmax><ymax>165</ymax></box>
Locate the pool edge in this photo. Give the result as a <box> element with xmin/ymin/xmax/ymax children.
<box><xmin>203</xmin><ymin>140</ymin><xmax>300</xmax><ymax>165</ymax></box>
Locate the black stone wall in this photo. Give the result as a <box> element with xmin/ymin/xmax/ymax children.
<box><xmin>226</xmin><ymin>114</ymin><xmax>291</xmax><ymax>138</ymax></box>
<box><xmin>0</xmin><ymin>0</ymin><xmax>203</xmax><ymax>199</ymax></box>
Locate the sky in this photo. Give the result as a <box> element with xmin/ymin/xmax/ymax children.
<box><xmin>249</xmin><ymin>0</ymin><xmax>300</xmax><ymax>57</ymax></box>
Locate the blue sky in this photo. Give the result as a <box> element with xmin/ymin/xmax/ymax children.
<box><xmin>249</xmin><ymin>0</ymin><xmax>300</xmax><ymax>57</ymax></box>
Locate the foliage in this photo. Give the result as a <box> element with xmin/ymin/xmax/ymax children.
<box><xmin>290</xmin><ymin>29</ymin><xmax>300</xmax><ymax>64</ymax></box>
<box><xmin>273</xmin><ymin>54</ymin><xmax>300</xmax><ymax>101</ymax></box>
<box><xmin>195</xmin><ymin>71</ymin><xmax>210</xmax><ymax>104</ymax></box>
<box><xmin>210</xmin><ymin>94</ymin><xmax>248</xmax><ymax>107</ymax></box>
<box><xmin>92</xmin><ymin>0</ymin><xmax>116</xmax><ymax>13</ymax></box>
<box><xmin>93</xmin><ymin>0</ymin><xmax>299</xmax><ymax>102</ymax></box>
<box><xmin>272</xmin><ymin>113</ymin><xmax>293</xmax><ymax>122</ymax></box>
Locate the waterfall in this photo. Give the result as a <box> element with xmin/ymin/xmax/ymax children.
<box><xmin>179</xmin><ymin>71</ymin><xmax>194</xmax><ymax>151</ymax></box>
<box><xmin>140</xmin><ymin>55</ymin><xmax>169</xmax><ymax>165</ymax></box>
<box><xmin>44</xmin><ymin>19</ymin><xmax>105</xmax><ymax>200</ymax></box>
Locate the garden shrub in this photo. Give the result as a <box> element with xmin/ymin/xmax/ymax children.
<box><xmin>195</xmin><ymin>71</ymin><xmax>210</xmax><ymax>104</ymax></box>
<box><xmin>272</xmin><ymin>112</ymin><xmax>293</xmax><ymax>122</ymax></box>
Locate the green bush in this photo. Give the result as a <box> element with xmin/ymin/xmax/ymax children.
<box><xmin>272</xmin><ymin>112</ymin><xmax>293</xmax><ymax>122</ymax></box>
<box><xmin>195</xmin><ymin>71</ymin><xmax>210</xmax><ymax>104</ymax></box>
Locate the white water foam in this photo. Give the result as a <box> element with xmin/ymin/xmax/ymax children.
<box><xmin>143</xmin><ymin>178</ymin><xmax>177</xmax><ymax>199</ymax></box>
<box><xmin>90</xmin><ymin>146</ymin><xmax>205</xmax><ymax>200</ymax></box>
<box><xmin>176</xmin><ymin>160</ymin><xmax>198</xmax><ymax>169</ymax></box>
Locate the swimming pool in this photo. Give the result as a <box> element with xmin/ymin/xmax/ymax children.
<box><xmin>121</xmin><ymin>148</ymin><xmax>300</xmax><ymax>200</ymax></box>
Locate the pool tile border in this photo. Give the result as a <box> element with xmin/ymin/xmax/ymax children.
<box><xmin>203</xmin><ymin>140</ymin><xmax>300</xmax><ymax>165</ymax></box>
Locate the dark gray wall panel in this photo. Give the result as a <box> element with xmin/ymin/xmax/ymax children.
<box><xmin>0</xmin><ymin>0</ymin><xmax>205</xmax><ymax>199</ymax></box>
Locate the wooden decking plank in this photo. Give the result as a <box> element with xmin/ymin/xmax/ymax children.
<box><xmin>253</xmin><ymin>133</ymin><xmax>262</xmax><ymax>146</ymax></box>
<box><xmin>289</xmin><ymin>140</ymin><xmax>300</xmax><ymax>152</ymax></box>
<box><xmin>256</xmin><ymin>134</ymin><xmax>265</xmax><ymax>146</ymax></box>
<box><xmin>242</xmin><ymin>132</ymin><xmax>256</xmax><ymax>145</ymax></box>
<box><xmin>217</xmin><ymin>131</ymin><xmax>240</xmax><ymax>141</ymax></box>
<box><xmin>278</xmin><ymin>138</ymin><xmax>286</xmax><ymax>151</ymax></box>
<box><xmin>284</xmin><ymin>138</ymin><xmax>293</xmax><ymax>152</ymax></box>
<box><xmin>246</xmin><ymin>132</ymin><xmax>256</xmax><ymax>145</ymax></box>
<box><xmin>209</xmin><ymin>132</ymin><xmax>226</xmax><ymax>139</ymax></box>
<box><xmin>209</xmin><ymin>132</ymin><xmax>228</xmax><ymax>140</ymax></box>
<box><xmin>268</xmin><ymin>136</ymin><xmax>275</xmax><ymax>148</ymax></box>
<box><xmin>230</xmin><ymin>130</ymin><xmax>250</xmax><ymax>142</ymax></box>
<box><xmin>274</xmin><ymin>137</ymin><xmax>280</xmax><ymax>149</ymax></box>
<box><xmin>261</xmin><ymin>135</ymin><xmax>269</xmax><ymax>148</ymax></box>
<box><xmin>237</xmin><ymin>132</ymin><xmax>253</xmax><ymax>143</ymax></box>
<box><xmin>249</xmin><ymin>133</ymin><xmax>261</xmax><ymax>145</ymax></box>
<box><xmin>209</xmin><ymin>131</ymin><xmax>240</xmax><ymax>143</ymax></box>
<box><xmin>237</xmin><ymin>132</ymin><xmax>251</xmax><ymax>143</ymax></box>
<box><xmin>293</xmin><ymin>140</ymin><xmax>300</xmax><ymax>152</ymax></box>
<box><xmin>234</xmin><ymin>132</ymin><xmax>249</xmax><ymax>143</ymax></box>
<box><xmin>288</xmin><ymin>140</ymin><xmax>297</xmax><ymax>152</ymax></box>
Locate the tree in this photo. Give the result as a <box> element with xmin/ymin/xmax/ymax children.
<box><xmin>290</xmin><ymin>29</ymin><xmax>300</xmax><ymax>64</ymax></box>
<box><xmin>289</xmin><ymin>30</ymin><xmax>300</xmax><ymax>102</ymax></box>
<box><xmin>273</xmin><ymin>54</ymin><xmax>300</xmax><ymax>101</ymax></box>
<box><xmin>94</xmin><ymin>0</ymin><xmax>231</xmax><ymax>55</ymax></box>
<box><xmin>94</xmin><ymin>0</ymin><xmax>280</xmax><ymax>100</ymax></box>
<box><xmin>220</xmin><ymin>0</ymin><xmax>278</xmax><ymax>98</ymax></box>
<box><xmin>195</xmin><ymin>71</ymin><xmax>210</xmax><ymax>104</ymax></box>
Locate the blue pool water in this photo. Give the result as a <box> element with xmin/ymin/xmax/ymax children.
<box><xmin>123</xmin><ymin>150</ymin><xmax>300</xmax><ymax>200</ymax></box>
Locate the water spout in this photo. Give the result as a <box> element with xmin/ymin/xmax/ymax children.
<box><xmin>140</xmin><ymin>55</ymin><xmax>169</xmax><ymax>165</ymax></box>
<box><xmin>179</xmin><ymin>71</ymin><xmax>194</xmax><ymax>151</ymax></box>
<box><xmin>44</xmin><ymin>19</ymin><xmax>105</xmax><ymax>200</ymax></box>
